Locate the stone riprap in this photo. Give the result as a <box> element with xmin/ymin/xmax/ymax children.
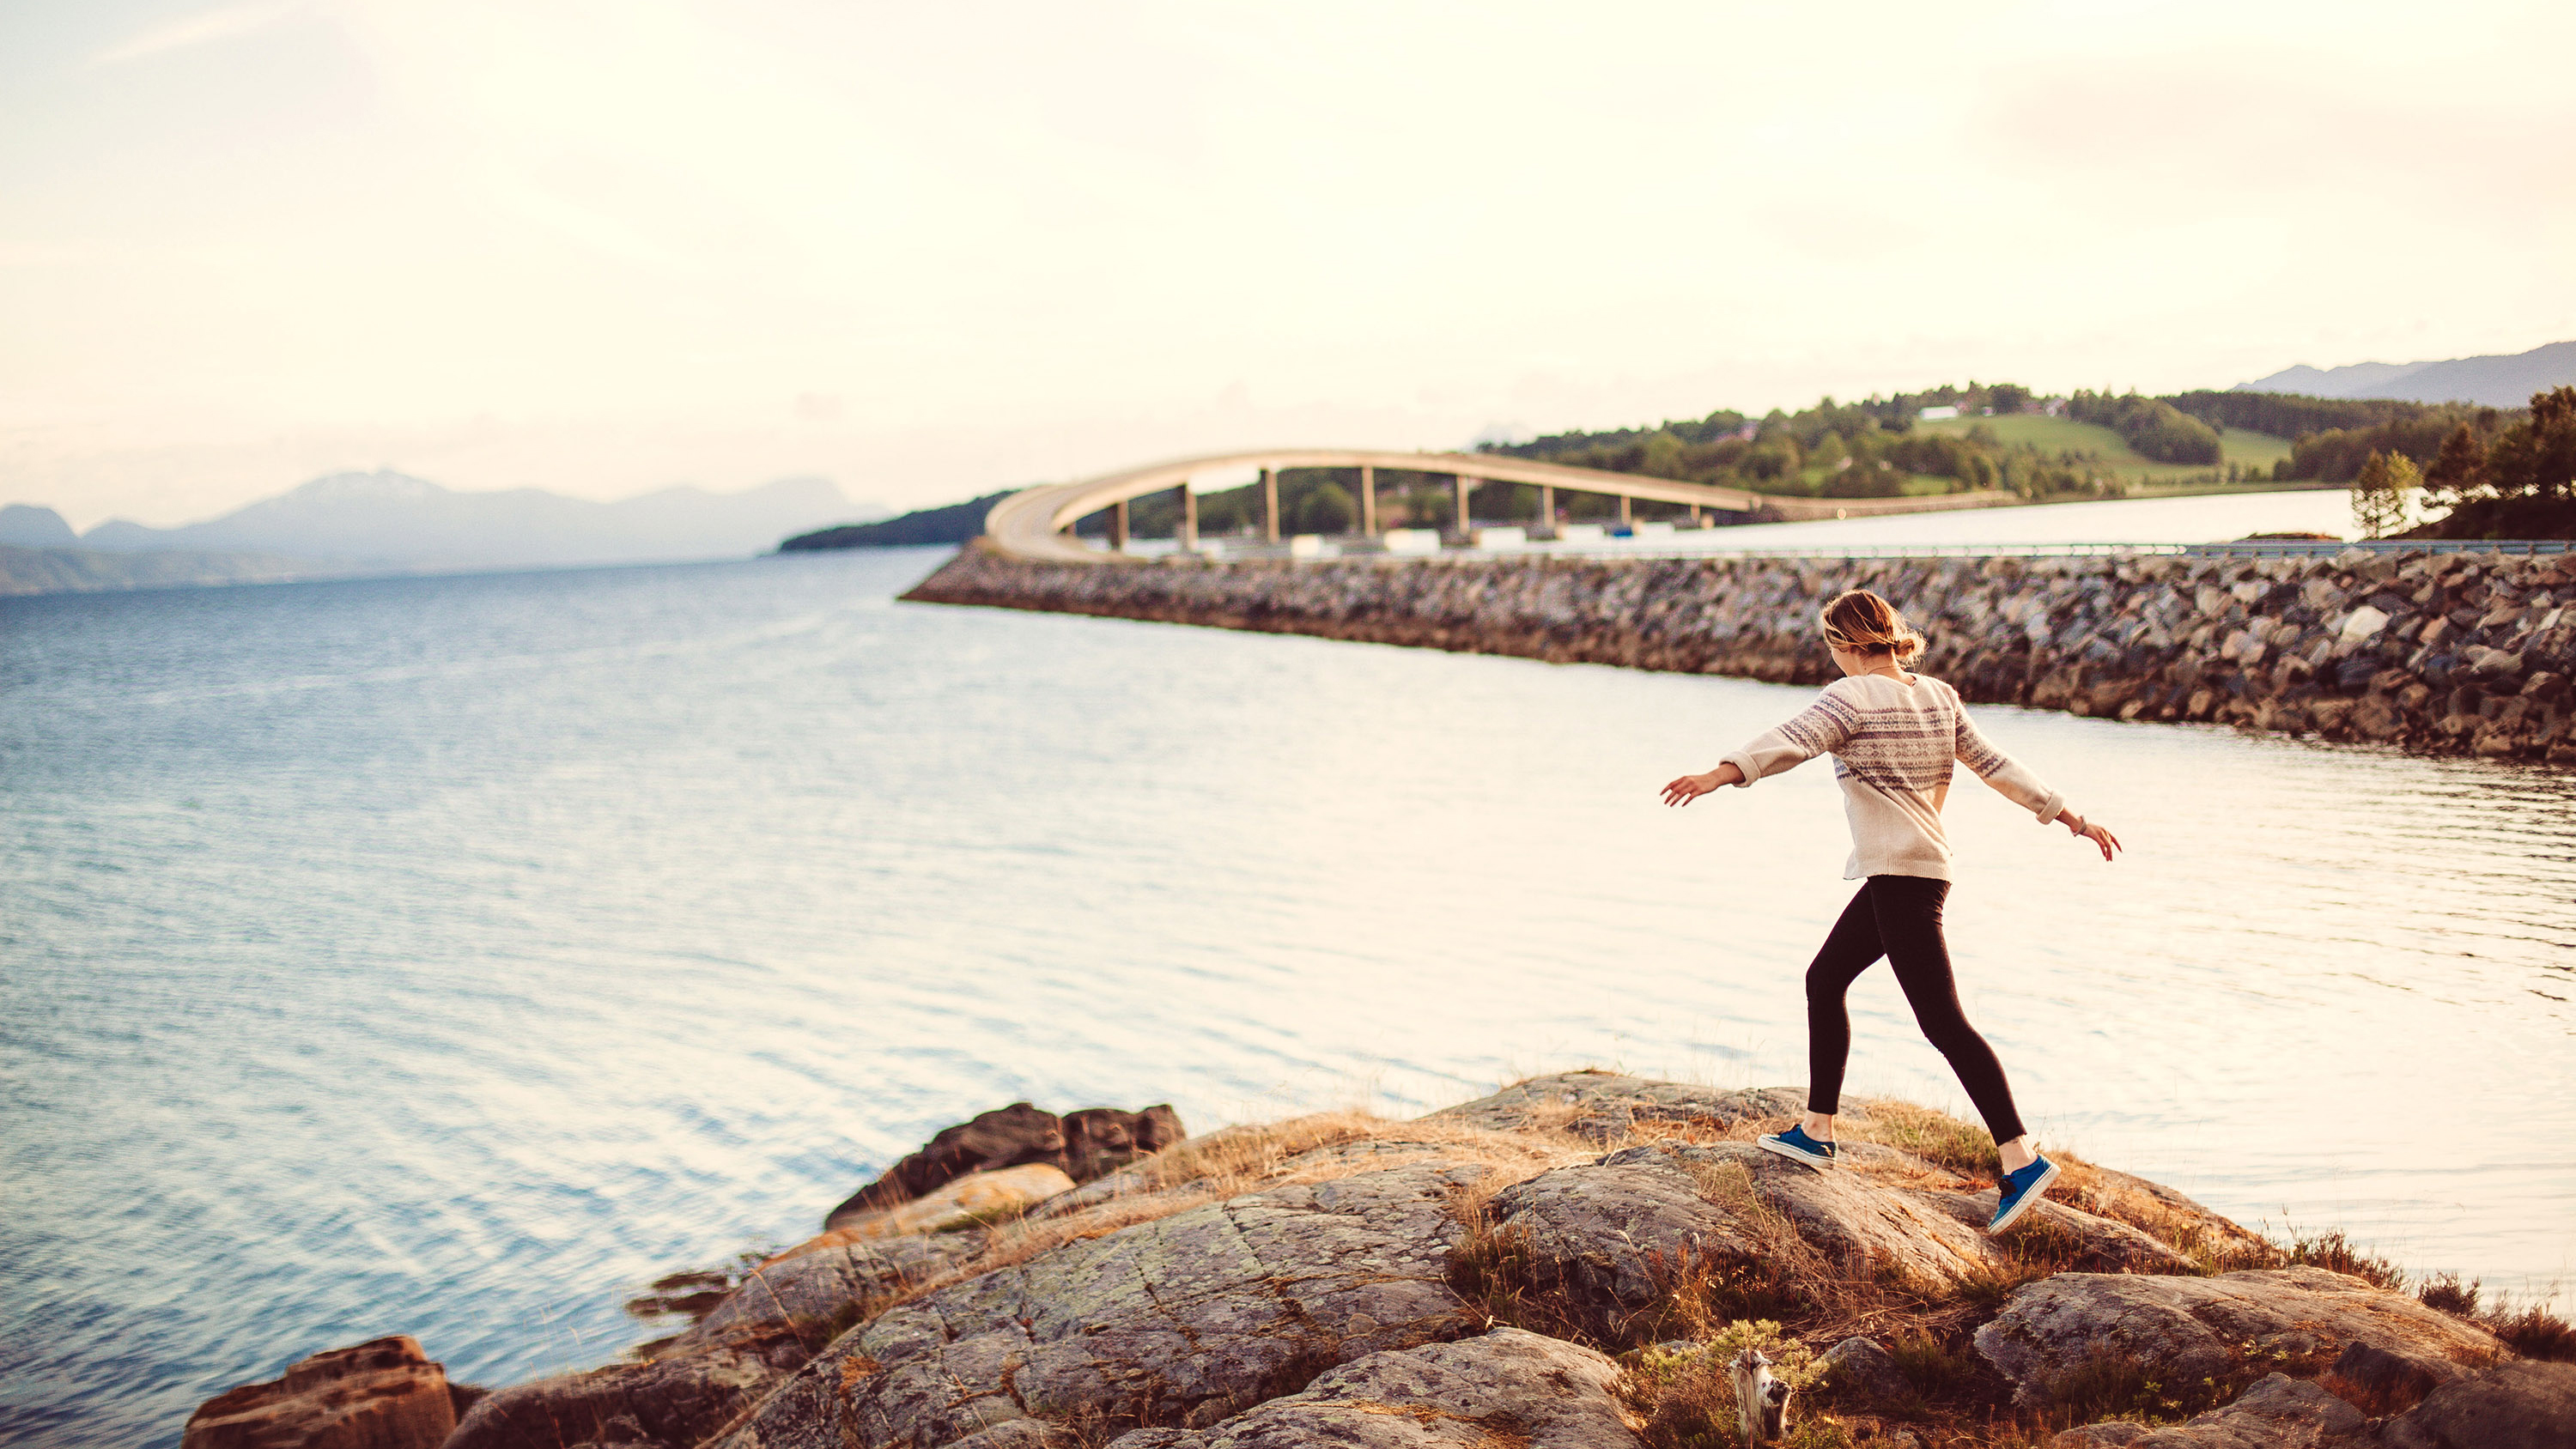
<box><xmin>904</xmin><ymin>545</ymin><xmax>2576</xmax><ymax>762</ymax></box>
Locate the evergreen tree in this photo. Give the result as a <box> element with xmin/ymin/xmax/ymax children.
<box><xmin>2484</xmin><ymin>386</ymin><xmax>2576</xmax><ymax>501</ymax></box>
<box><xmin>2350</xmin><ymin>450</ymin><xmax>2421</xmax><ymax>539</ymax></box>
<box><xmin>2422</xmin><ymin>423</ymin><xmax>2488</xmax><ymax>508</ymax></box>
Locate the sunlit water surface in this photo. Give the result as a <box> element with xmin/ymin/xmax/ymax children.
<box><xmin>5</xmin><ymin>500</ymin><xmax>2571</xmax><ymax>1446</ymax></box>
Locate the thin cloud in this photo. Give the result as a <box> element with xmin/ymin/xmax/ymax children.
<box><xmin>91</xmin><ymin>0</ymin><xmax>314</xmax><ymax>66</ymax></box>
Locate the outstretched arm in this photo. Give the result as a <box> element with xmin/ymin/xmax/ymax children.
<box><xmin>1956</xmin><ymin>702</ymin><xmax>2121</xmax><ymax>861</ymax></box>
<box><xmin>2047</xmin><ymin>806</ymin><xmax>2121</xmax><ymax>860</ymax></box>
<box><xmin>1662</xmin><ymin>687</ymin><xmax>1857</xmax><ymax>808</ymax></box>
<box><xmin>1661</xmin><ymin>761</ymin><xmax>1745</xmax><ymax>806</ymax></box>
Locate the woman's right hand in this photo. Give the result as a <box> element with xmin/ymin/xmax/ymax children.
<box><xmin>1661</xmin><ymin>764</ymin><xmax>1741</xmax><ymax>806</ymax></box>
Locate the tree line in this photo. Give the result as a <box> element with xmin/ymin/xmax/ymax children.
<box><xmin>1490</xmin><ymin>382</ymin><xmax>2112</xmax><ymax>502</ymax></box>
<box><xmin>2348</xmin><ymin>385</ymin><xmax>2576</xmax><ymax>539</ymax></box>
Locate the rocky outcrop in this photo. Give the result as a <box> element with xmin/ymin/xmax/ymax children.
<box><xmin>711</xmin><ymin>1159</ymin><xmax>1491</xmax><ymax>1449</ymax></box>
<box><xmin>2049</xmin><ymin>1373</ymin><xmax>2373</xmax><ymax>1447</ymax></box>
<box><xmin>453</xmin><ymin>1228</ymin><xmax>999</xmax><ymax>1449</ymax></box>
<box><xmin>2051</xmin><ymin>1359</ymin><xmax>2576</xmax><ymax>1449</ymax></box>
<box><xmin>445</xmin><ymin>1341</ymin><xmax>796</xmax><ymax>1449</ymax></box>
<box><xmin>2378</xmin><ymin>1359</ymin><xmax>2576</xmax><ymax>1449</ymax></box>
<box><xmin>203</xmin><ymin>1076</ymin><xmax>2567</xmax><ymax>1449</ymax></box>
<box><xmin>904</xmin><ymin>545</ymin><xmax>2576</xmax><ymax>761</ymax></box>
<box><xmin>823</xmin><ymin>1103</ymin><xmax>1185</xmax><ymax>1232</ymax></box>
<box><xmin>184</xmin><ymin>1337</ymin><xmax>459</xmax><ymax>1449</ymax></box>
<box><xmin>668</xmin><ymin>1232</ymin><xmax>989</xmax><ymax>1358</ymax></box>
<box><xmin>807</xmin><ymin>1164</ymin><xmax>1077</xmax><ymax>1245</ymax></box>
<box><xmin>1976</xmin><ymin>1267</ymin><xmax>2506</xmax><ymax>1409</ymax></box>
<box><xmin>1431</xmin><ymin>1074</ymin><xmax>1804</xmax><ymax>1143</ymax></box>
<box><xmin>1103</xmin><ymin>1327</ymin><xmax>1643</xmax><ymax>1449</ymax></box>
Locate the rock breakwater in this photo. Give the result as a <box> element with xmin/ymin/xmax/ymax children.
<box><xmin>905</xmin><ymin>545</ymin><xmax>2576</xmax><ymax>762</ymax></box>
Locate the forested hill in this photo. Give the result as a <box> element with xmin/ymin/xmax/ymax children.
<box><xmin>779</xmin><ymin>491</ymin><xmax>1014</xmax><ymax>550</ymax></box>
<box><xmin>1488</xmin><ymin>381</ymin><xmax>2548</xmax><ymax>495</ymax></box>
<box><xmin>1487</xmin><ymin>381</ymin><xmax>2220</xmax><ymax>501</ymax></box>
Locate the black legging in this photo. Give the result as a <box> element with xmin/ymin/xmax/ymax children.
<box><xmin>1805</xmin><ymin>875</ymin><xmax>2026</xmax><ymax>1143</ymax></box>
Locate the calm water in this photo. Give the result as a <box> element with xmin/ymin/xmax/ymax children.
<box><xmin>4</xmin><ymin>499</ymin><xmax>2572</xmax><ymax>1446</ymax></box>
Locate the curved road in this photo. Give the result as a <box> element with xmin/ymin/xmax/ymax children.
<box><xmin>981</xmin><ymin>447</ymin><xmax>2019</xmax><ymax>562</ymax></box>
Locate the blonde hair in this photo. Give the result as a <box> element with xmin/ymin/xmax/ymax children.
<box><xmin>1819</xmin><ymin>589</ymin><xmax>1925</xmax><ymax>664</ymax></box>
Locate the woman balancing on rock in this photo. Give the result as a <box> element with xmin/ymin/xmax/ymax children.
<box><xmin>1660</xmin><ymin>589</ymin><xmax>2120</xmax><ymax>1234</ymax></box>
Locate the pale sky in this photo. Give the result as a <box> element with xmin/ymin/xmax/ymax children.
<box><xmin>4</xmin><ymin>2</ymin><xmax>2570</xmax><ymax>530</ymax></box>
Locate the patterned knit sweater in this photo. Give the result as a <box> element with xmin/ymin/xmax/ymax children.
<box><xmin>1721</xmin><ymin>672</ymin><xmax>2069</xmax><ymax>881</ymax></box>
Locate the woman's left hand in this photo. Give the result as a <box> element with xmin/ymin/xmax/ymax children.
<box><xmin>2062</xmin><ymin>813</ymin><xmax>2122</xmax><ymax>861</ymax></box>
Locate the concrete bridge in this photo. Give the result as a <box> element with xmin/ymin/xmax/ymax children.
<box><xmin>981</xmin><ymin>447</ymin><xmax>2018</xmax><ymax>562</ymax></box>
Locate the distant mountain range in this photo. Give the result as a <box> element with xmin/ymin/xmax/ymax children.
<box><xmin>2235</xmin><ymin>340</ymin><xmax>2575</xmax><ymax>408</ymax></box>
<box><xmin>3</xmin><ymin>471</ymin><xmax>884</xmax><ymax>574</ymax></box>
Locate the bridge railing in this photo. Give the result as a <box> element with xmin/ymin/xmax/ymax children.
<box><xmin>1076</xmin><ymin>535</ymin><xmax>2574</xmax><ymax>564</ymax></box>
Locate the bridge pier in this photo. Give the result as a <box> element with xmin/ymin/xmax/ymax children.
<box><xmin>1262</xmin><ymin>467</ymin><xmax>1280</xmax><ymax>544</ymax></box>
<box><xmin>1110</xmin><ymin>499</ymin><xmax>1129</xmax><ymax>552</ymax></box>
<box><xmin>1454</xmin><ymin>475</ymin><xmax>1474</xmax><ymax>537</ymax></box>
<box><xmin>1360</xmin><ymin>466</ymin><xmax>1376</xmax><ymax>536</ymax></box>
<box><xmin>1619</xmin><ymin>494</ymin><xmax>1633</xmax><ymax>527</ymax></box>
<box><xmin>1539</xmin><ymin>485</ymin><xmax>1554</xmax><ymax>537</ymax></box>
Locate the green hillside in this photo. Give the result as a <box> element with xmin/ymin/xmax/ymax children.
<box><xmin>1915</xmin><ymin>415</ymin><xmax>2293</xmax><ymax>487</ymax></box>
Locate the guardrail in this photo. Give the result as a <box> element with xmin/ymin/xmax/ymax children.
<box><xmin>1084</xmin><ymin>535</ymin><xmax>2575</xmax><ymax>564</ymax></box>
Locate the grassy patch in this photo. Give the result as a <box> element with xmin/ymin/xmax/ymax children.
<box><xmin>1917</xmin><ymin>414</ymin><xmax>2295</xmax><ymax>486</ymax></box>
<box><xmin>1844</xmin><ymin>1099</ymin><xmax>1999</xmax><ymax>1178</ymax></box>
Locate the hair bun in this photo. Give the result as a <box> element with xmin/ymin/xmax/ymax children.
<box><xmin>1819</xmin><ymin>589</ymin><xmax>1926</xmax><ymax>664</ymax></box>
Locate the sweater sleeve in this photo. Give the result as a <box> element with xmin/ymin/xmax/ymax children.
<box><xmin>1721</xmin><ymin>682</ymin><xmax>1862</xmax><ymax>787</ymax></box>
<box><xmin>1953</xmin><ymin>694</ymin><xmax>2067</xmax><ymax>824</ymax></box>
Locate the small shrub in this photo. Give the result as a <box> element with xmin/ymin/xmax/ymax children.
<box><xmin>2280</xmin><ymin>1230</ymin><xmax>2406</xmax><ymax>1292</ymax></box>
<box><xmin>2483</xmin><ymin>1298</ymin><xmax>2576</xmax><ymax>1361</ymax></box>
<box><xmin>1886</xmin><ymin>1332</ymin><xmax>1983</xmax><ymax>1402</ymax></box>
<box><xmin>2417</xmin><ymin>1272</ymin><xmax>2481</xmax><ymax>1317</ymax></box>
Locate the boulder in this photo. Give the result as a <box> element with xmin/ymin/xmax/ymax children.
<box><xmin>183</xmin><ymin>1337</ymin><xmax>458</xmax><ymax>1449</ymax></box>
<box><xmin>1975</xmin><ymin>1268</ymin><xmax>2505</xmax><ymax>1409</ymax></box>
<box><xmin>445</xmin><ymin>1342</ymin><xmax>793</xmax><ymax>1449</ymax></box>
<box><xmin>806</xmin><ymin>1163</ymin><xmax>1075</xmax><ymax>1246</ymax></box>
<box><xmin>1101</xmin><ymin>1327</ymin><xmax>1643</xmax><ymax>1449</ymax></box>
<box><xmin>823</xmin><ymin>1103</ymin><xmax>1185</xmax><ymax>1231</ymax></box>
<box><xmin>1483</xmin><ymin>1140</ymin><xmax>2007</xmax><ymax>1320</ymax></box>
<box><xmin>1910</xmin><ymin>1189</ymin><xmax>2196</xmax><ymax>1273</ymax></box>
<box><xmin>2047</xmin><ymin>1373</ymin><xmax>2373</xmax><ymax>1447</ymax></box>
<box><xmin>667</xmin><ymin>1228</ymin><xmax>988</xmax><ymax>1356</ymax></box>
<box><xmin>2324</xmin><ymin>1337</ymin><xmax>2467</xmax><ymax>1415</ymax></box>
<box><xmin>2378</xmin><ymin>1359</ymin><xmax>2576</xmax><ymax>1449</ymax></box>
<box><xmin>1431</xmin><ymin>1069</ymin><xmax>1803</xmax><ymax>1143</ymax></box>
<box><xmin>1820</xmin><ymin>1336</ymin><xmax>1916</xmax><ymax>1408</ymax></box>
<box><xmin>710</xmin><ymin>1160</ymin><xmax>1488</xmax><ymax>1449</ymax></box>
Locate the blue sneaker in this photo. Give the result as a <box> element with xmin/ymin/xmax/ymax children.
<box><xmin>1756</xmin><ymin>1123</ymin><xmax>1838</xmax><ymax>1170</ymax></box>
<box><xmin>1988</xmin><ymin>1154</ymin><xmax>2062</xmax><ymax>1233</ymax></box>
